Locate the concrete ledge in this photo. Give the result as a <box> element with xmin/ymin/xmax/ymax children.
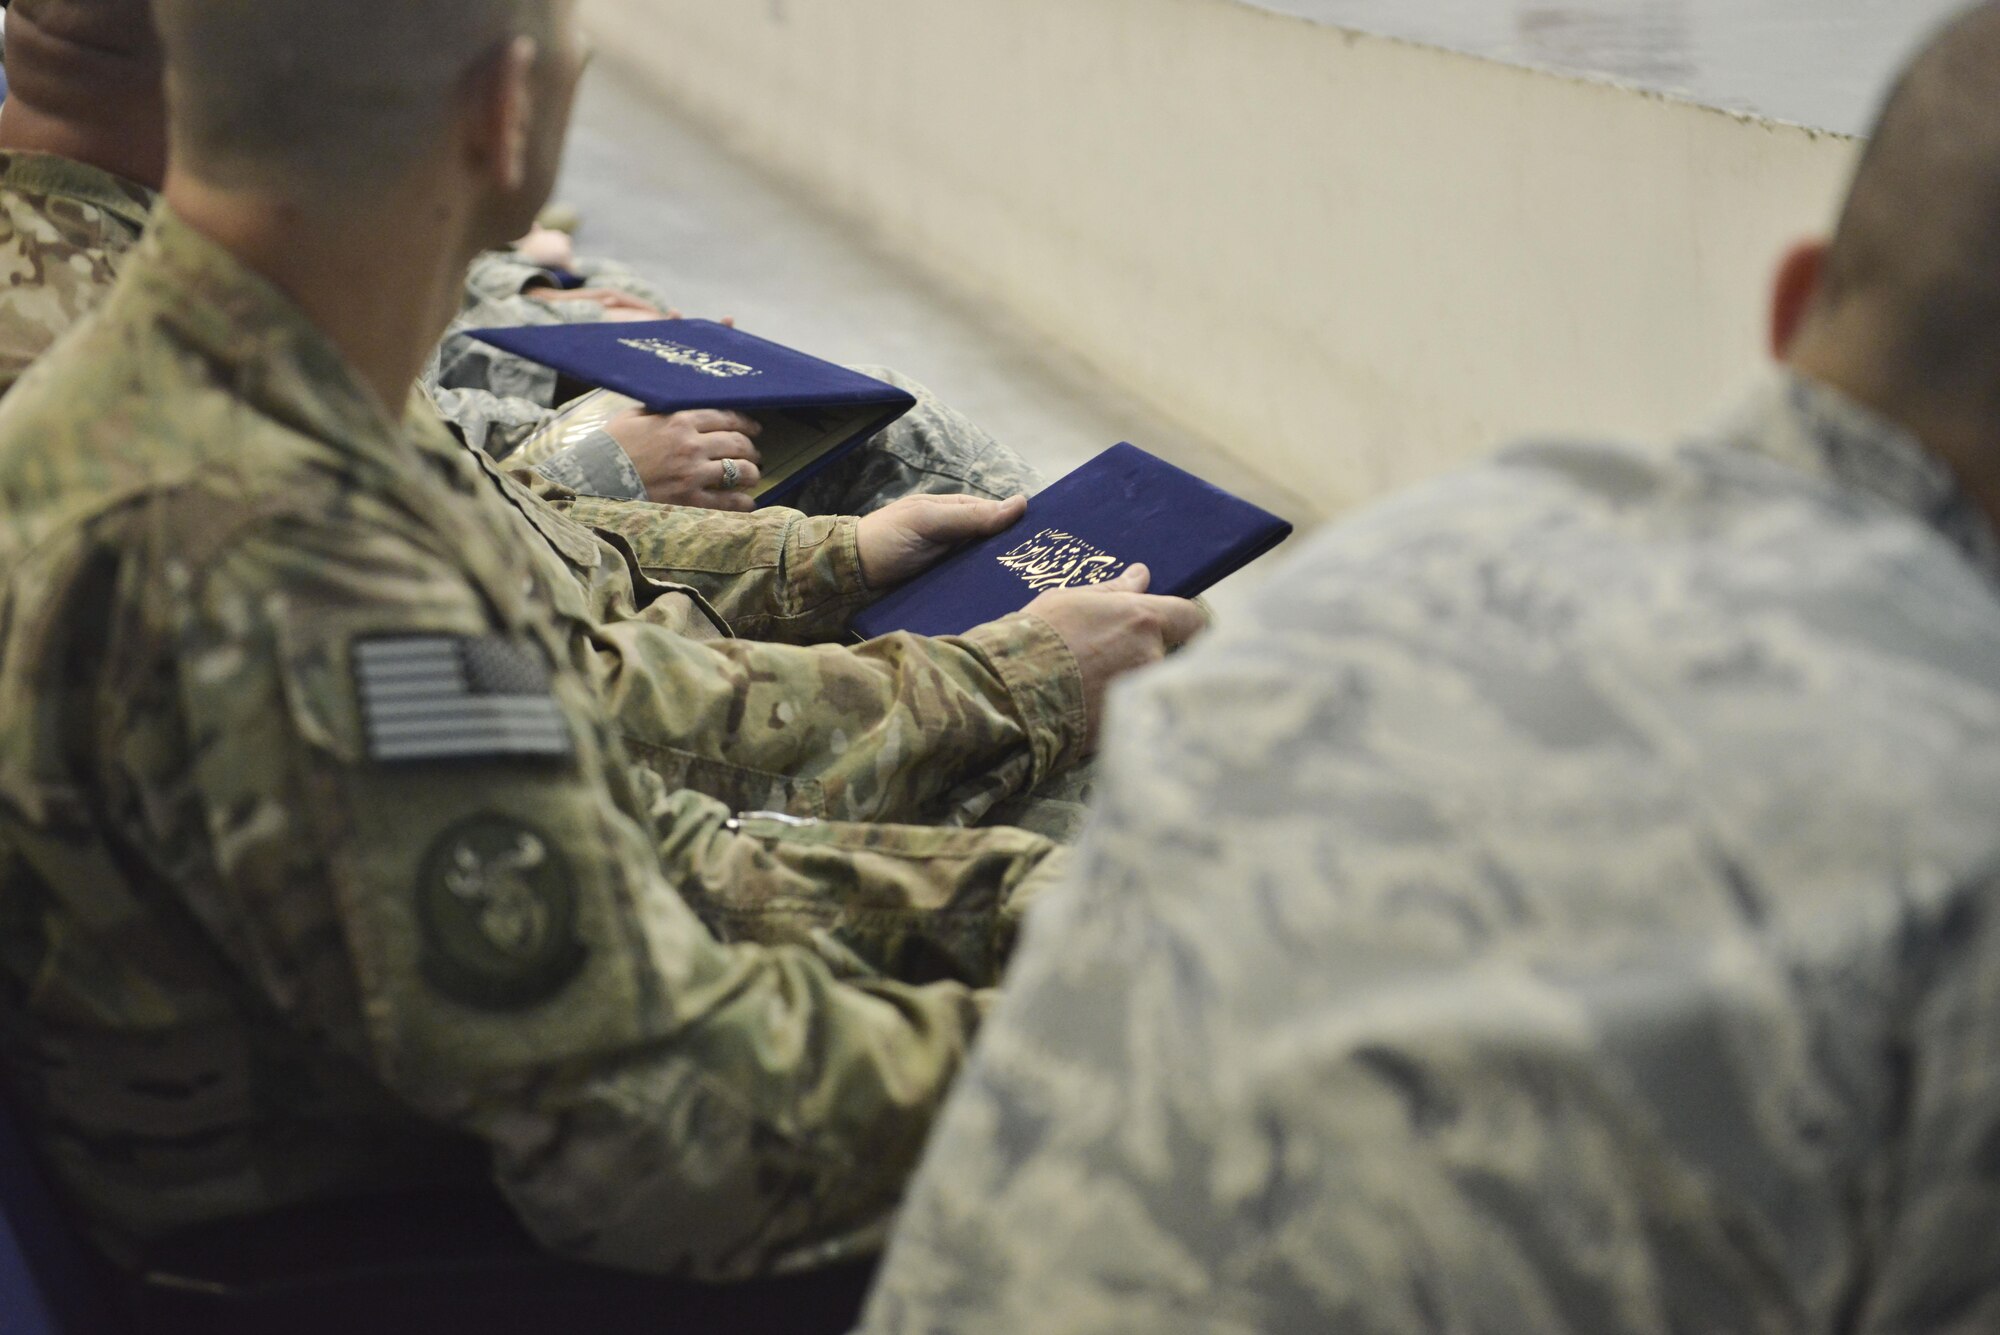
<box><xmin>582</xmin><ymin>0</ymin><xmax>1859</xmax><ymax>520</ymax></box>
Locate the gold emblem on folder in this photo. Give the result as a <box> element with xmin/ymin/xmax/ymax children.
<box><xmin>996</xmin><ymin>529</ymin><xmax>1129</xmax><ymax>592</ymax></box>
<box><xmin>617</xmin><ymin>337</ymin><xmax>760</xmax><ymax>379</ymax></box>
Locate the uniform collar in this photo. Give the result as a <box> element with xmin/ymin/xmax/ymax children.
<box><xmin>122</xmin><ymin>204</ymin><xmax>417</xmax><ymax>475</ymax></box>
<box><xmin>0</xmin><ymin>150</ymin><xmax>156</xmax><ymax>234</ymax></box>
<box><xmin>1715</xmin><ymin>371</ymin><xmax>2000</xmax><ymax>586</ymax></box>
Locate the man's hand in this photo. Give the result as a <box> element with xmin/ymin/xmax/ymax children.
<box><xmin>533</xmin><ymin>288</ymin><xmax>671</xmax><ymax>323</ymax></box>
<box><xmin>1023</xmin><ymin>566</ymin><xmax>1209</xmax><ymax>754</ymax></box>
<box><xmin>856</xmin><ymin>494</ymin><xmax>1029</xmax><ymax>588</ymax></box>
<box><xmin>604</xmin><ymin>407</ymin><xmax>763</xmax><ymax>509</ymax></box>
<box><xmin>526</xmin><ymin>287</ymin><xmax>740</xmax><ymax>329</ymax></box>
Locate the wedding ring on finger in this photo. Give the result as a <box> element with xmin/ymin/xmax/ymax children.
<box><xmin>719</xmin><ymin>458</ymin><xmax>742</xmax><ymax>492</ymax></box>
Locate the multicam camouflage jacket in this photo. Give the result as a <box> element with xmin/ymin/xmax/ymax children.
<box><xmin>0</xmin><ymin>209</ymin><xmax>1076</xmax><ymax>1275</ymax></box>
<box><xmin>0</xmin><ymin>151</ymin><xmax>152</xmax><ymax>393</ymax></box>
<box><xmin>0</xmin><ymin>149</ymin><xmax>647</xmax><ymax>500</ymax></box>
<box><xmin>863</xmin><ymin>374</ymin><xmax>2000</xmax><ymax>1334</ymax></box>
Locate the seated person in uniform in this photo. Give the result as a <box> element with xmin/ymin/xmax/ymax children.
<box><xmin>0</xmin><ymin>0</ymin><xmax>1205</xmax><ymax>1293</ymax></box>
<box><xmin>859</xmin><ymin>4</ymin><xmax>2000</xmax><ymax>1331</ymax></box>
<box><xmin>439</xmin><ymin>233</ymin><xmax>1042</xmax><ymax>517</ymax></box>
<box><xmin>0</xmin><ymin>0</ymin><xmax>1157</xmax><ymax>849</ymax></box>
<box><xmin>0</xmin><ymin>0</ymin><xmax>1039</xmax><ymax>517</ymax></box>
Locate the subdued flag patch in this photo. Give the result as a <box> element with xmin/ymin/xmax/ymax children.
<box><xmin>354</xmin><ymin>635</ymin><xmax>571</xmax><ymax>763</ymax></box>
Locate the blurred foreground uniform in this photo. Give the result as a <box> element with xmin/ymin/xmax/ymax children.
<box><xmin>0</xmin><ymin>210</ymin><xmax>1072</xmax><ymax>1273</ymax></box>
<box><xmin>863</xmin><ymin>375</ymin><xmax>2000</xmax><ymax>1333</ymax></box>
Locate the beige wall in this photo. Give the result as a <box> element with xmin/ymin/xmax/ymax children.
<box><xmin>582</xmin><ymin>0</ymin><xmax>1860</xmax><ymax>521</ymax></box>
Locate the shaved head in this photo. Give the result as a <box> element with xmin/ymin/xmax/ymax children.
<box><xmin>1808</xmin><ymin>2</ymin><xmax>2000</xmax><ymax>407</ymax></box>
<box><xmin>150</xmin><ymin>0</ymin><xmax>562</xmax><ymax>195</ymax></box>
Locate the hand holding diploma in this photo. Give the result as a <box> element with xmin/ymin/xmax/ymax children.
<box><xmin>1022</xmin><ymin>565</ymin><xmax>1209</xmax><ymax>754</ymax></box>
<box><xmin>605</xmin><ymin>407</ymin><xmax>764</xmax><ymax>509</ymax></box>
<box><xmin>857</xmin><ymin>493</ymin><xmax>1030</xmax><ymax>588</ymax></box>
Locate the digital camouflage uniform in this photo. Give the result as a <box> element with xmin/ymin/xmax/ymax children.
<box><xmin>0</xmin><ymin>209</ymin><xmax>1077</xmax><ymax>1276</ymax></box>
<box><xmin>438</xmin><ymin>248</ymin><xmax>1045</xmax><ymax>513</ymax></box>
<box><xmin>862</xmin><ymin>374</ymin><xmax>2000</xmax><ymax>1334</ymax></box>
<box><xmin>430</xmin><ymin>261</ymin><xmax>645</xmax><ymax>498</ymax></box>
<box><xmin>0</xmin><ymin>149</ymin><xmax>1091</xmax><ymax>837</ymax></box>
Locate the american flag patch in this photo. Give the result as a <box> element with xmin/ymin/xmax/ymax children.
<box><xmin>354</xmin><ymin>636</ymin><xmax>572</xmax><ymax>764</ymax></box>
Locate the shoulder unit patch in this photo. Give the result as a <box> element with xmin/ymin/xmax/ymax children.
<box><xmin>416</xmin><ymin>817</ymin><xmax>587</xmax><ymax>1011</ymax></box>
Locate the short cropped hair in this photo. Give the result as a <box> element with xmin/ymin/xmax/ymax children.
<box><xmin>1818</xmin><ymin>2</ymin><xmax>2000</xmax><ymax>394</ymax></box>
<box><xmin>150</xmin><ymin>0</ymin><xmax>554</xmax><ymax>192</ymax></box>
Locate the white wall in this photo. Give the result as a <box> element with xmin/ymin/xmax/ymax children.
<box><xmin>581</xmin><ymin>0</ymin><xmax>1859</xmax><ymax>521</ymax></box>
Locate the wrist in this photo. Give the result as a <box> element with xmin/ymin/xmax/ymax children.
<box><xmin>854</xmin><ymin>513</ymin><xmax>889</xmax><ymax>589</ymax></box>
<box><xmin>829</xmin><ymin>515</ymin><xmax>871</xmax><ymax>598</ymax></box>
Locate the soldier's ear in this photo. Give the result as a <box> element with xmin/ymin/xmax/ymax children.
<box><xmin>1771</xmin><ymin>238</ymin><xmax>1831</xmax><ymax>362</ymax></box>
<box><xmin>461</xmin><ymin>35</ymin><xmax>540</xmax><ymax>194</ymax></box>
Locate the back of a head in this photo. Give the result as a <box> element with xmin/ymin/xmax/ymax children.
<box><xmin>1815</xmin><ymin>1</ymin><xmax>2000</xmax><ymax>402</ymax></box>
<box><xmin>150</xmin><ymin>0</ymin><xmax>554</xmax><ymax>196</ymax></box>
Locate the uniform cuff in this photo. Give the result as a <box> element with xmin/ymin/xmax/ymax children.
<box><xmin>959</xmin><ymin>613</ymin><xmax>1090</xmax><ymax>782</ymax></box>
<box><xmin>747</xmin><ymin>512</ymin><xmax>870</xmax><ymax>642</ymax></box>
<box><xmin>466</xmin><ymin>250</ymin><xmax>564</xmax><ymax>301</ymax></box>
<box><xmin>533</xmin><ymin>427</ymin><xmax>646</xmax><ymax>501</ymax></box>
<box><xmin>814</xmin><ymin>514</ymin><xmax>870</xmax><ymax>605</ymax></box>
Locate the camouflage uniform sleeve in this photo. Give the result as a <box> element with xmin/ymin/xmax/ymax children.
<box><xmin>474</xmin><ymin>456</ymin><xmax>1085</xmax><ymax>828</ymax></box>
<box><xmin>464</xmin><ymin>243</ymin><xmax>684</xmax><ymax>309</ymax></box>
<box><xmin>593</xmin><ymin>609</ymin><xmax>1089</xmax><ymax>828</ymax></box>
<box><xmin>427</xmin><ymin>383</ymin><xmax>558</xmax><ymax>464</ymax></box>
<box><xmin>529</xmin><ymin>429</ymin><xmax>647</xmax><ymax>500</ymax></box>
<box><xmin>427</xmin><ymin>378</ymin><xmax>647</xmax><ymax>501</ymax></box>
<box><xmin>429</xmin><ymin>283</ymin><xmax>608</xmax><ymax>410</ymax></box>
<box><xmin>559</xmin><ymin>490</ymin><xmax>873</xmax><ymax>643</ymax></box>
<box><xmin>1853</xmin><ymin>871</ymin><xmax>2000</xmax><ymax>1332</ymax></box>
<box><xmin>152</xmin><ymin>510</ymin><xmax>1057</xmax><ymax>1277</ymax></box>
<box><xmin>635</xmin><ymin>781</ymin><xmax>1072</xmax><ymax>991</ymax></box>
<box><xmin>865</xmin><ymin>818</ymin><xmax>1820</xmax><ymax>1333</ymax></box>
<box><xmin>560</xmin><ymin>254</ymin><xmax>681</xmax><ymax>312</ymax></box>
<box><xmin>465</xmin><ymin>249</ymin><xmax>562</xmax><ymax>303</ymax></box>
<box><xmin>463</xmin><ymin>250</ymin><xmax>678</xmax><ymax>318</ymax></box>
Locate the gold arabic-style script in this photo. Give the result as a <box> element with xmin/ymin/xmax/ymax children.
<box><xmin>995</xmin><ymin>528</ymin><xmax>1129</xmax><ymax>592</ymax></box>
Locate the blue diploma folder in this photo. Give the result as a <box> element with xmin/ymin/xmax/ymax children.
<box><xmin>465</xmin><ymin>319</ymin><xmax>918</xmax><ymax>507</ymax></box>
<box><xmin>851</xmin><ymin>442</ymin><xmax>1293</xmax><ymax>640</ymax></box>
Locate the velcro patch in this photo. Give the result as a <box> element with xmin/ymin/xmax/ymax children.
<box><xmin>417</xmin><ymin>817</ymin><xmax>586</xmax><ymax>1011</ymax></box>
<box><xmin>355</xmin><ymin>635</ymin><xmax>571</xmax><ymax>764</ymax></box>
